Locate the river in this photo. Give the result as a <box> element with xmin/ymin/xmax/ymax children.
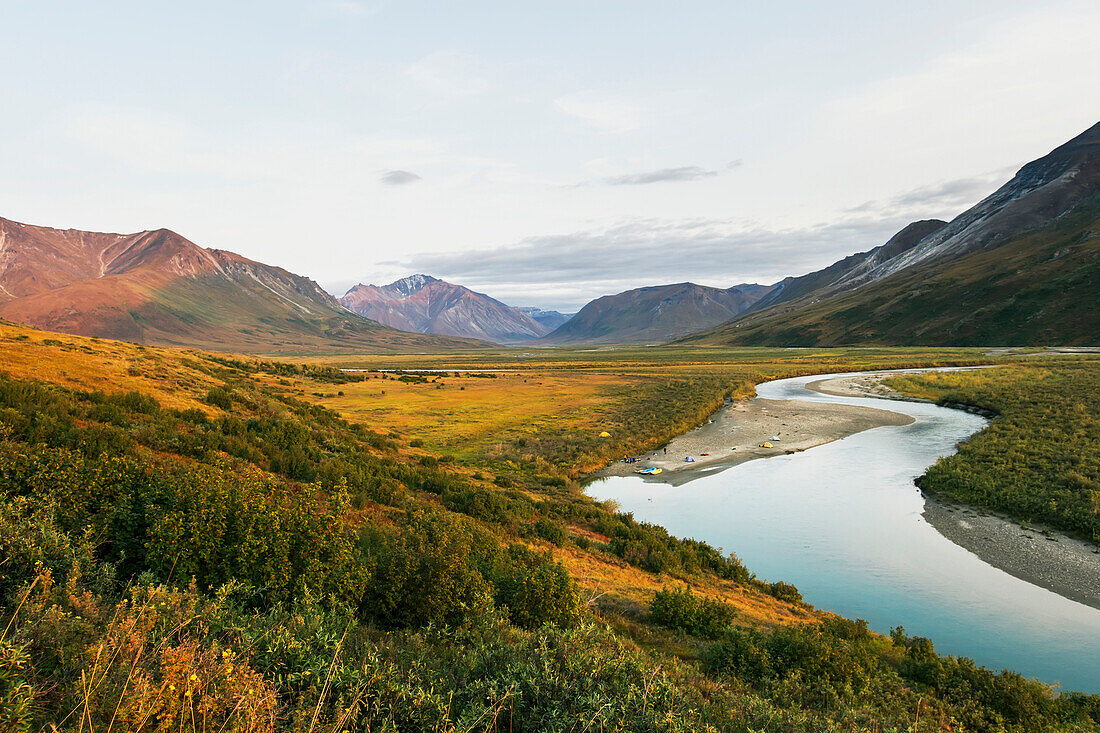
<box><xmin>586</xmin><ymin>370</ymin><xmax>1100</xmax><ymax>693</ymax></box>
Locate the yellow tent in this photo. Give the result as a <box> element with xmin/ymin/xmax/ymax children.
<box><xmin>599</xmin><ymin>431</ymin><xmax>612</xmax><ymax>438</ymax></box>
<box><xmin>759</xmin><ymin>441</ymin><xmax>773</xmax><ymax>448</ymax></box>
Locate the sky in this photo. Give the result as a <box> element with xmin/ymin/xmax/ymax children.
<box><xmin>2</xmin><ymin>1</ymin><xmax>1098</xmax><ymax>311</ymax></box>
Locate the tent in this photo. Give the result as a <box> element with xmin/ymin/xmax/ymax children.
<box><xmin>599</xmin><ymin>431</ymin><xmax>612</xmax><ymax>438</ymax></box>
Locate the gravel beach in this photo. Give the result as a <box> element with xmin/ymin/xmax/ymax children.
<box><xmin>597</xmin><ymin>385</ymin><xmax>913</xmax><ymax>487</ymax></box>
<box><xmin>810</xmin><ymin>372</ymin><xmax>1100</xmax><ymax>611</ymax></box>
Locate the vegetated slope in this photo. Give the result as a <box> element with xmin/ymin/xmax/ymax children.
<box><xmin>2</xmin><ymin>323</ymin><xmax>1096</xmax><ymax>730</ymax></box>
<box><xmin>681</xmin><ymin>121</ymin><xmax>1100</xmax><ymax>346</ymax></box>
<box><xmin>340</xmin><ymin>274</ymin><xmax>552</xmax><ymax>344</ymax></box>
<box><xmin>0</xmin><ymin>218</ymin><xmax>484</xmax><ymax>353</ymax></box>
<box><xmin>539</xmin><ymin>282</ymin><xmax>774</xmax><ymax>344</ymax></box>
<box><xmin>680</xmin><ymin>198</ymin><xmax>1100</xmax><ymax>346</ymax></box>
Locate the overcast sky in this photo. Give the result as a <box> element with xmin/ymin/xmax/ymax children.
<box><xmin>2</xmin><ymin>1</ymin><xmax>1098</xmax><ymax>311</ymax></box>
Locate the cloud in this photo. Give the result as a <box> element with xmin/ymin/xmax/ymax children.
<box><xmin>554</xmin><ymin>94</ymin><xmax>643</xmax><ymax>133</ymax></box>
<box><xmin>385</xmin><ymin>214</ymin><xmax>918</xmax><ymax>311</ymax></box>
<box><xmin>603</xmin><ymin>166</ymin><xmax>718</xmax><ymax>186</ymax></box>
<box><xmin>848</xmin><ymin>170</ymin><xmax>1012</xmax><ymax>215</ymax></box>
<box><xmin>379</xmin><ymin>169</ymin><xmax>422</xmax><ymax>185</ymax></box>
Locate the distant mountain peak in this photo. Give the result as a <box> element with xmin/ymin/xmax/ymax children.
<box><xmin>340</xmin><ymin>275</ymin><xmax>555</xmax><ymax>343</ymax></box>
<box><xmin>386</xmin><ymin>274</ymin><xmax>439</xmax><ymax>296</ymax></box>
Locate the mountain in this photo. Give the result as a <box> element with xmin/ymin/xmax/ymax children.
<box><xmin>538</xmin><ymin>282</ymin><xmax>774</xmax><ymax>344</ymax></box>
<box><xmin>339</xmin><ymin>275</ymin><xmax>554</xmax><ymax>344</ymax></box>
<box><xmin>679</xmin><ymin>122</ymin><xmax>1100</xmax><ymax>346</ymax></box>
<box><xmin>516</xmin><ymin>306</ymin><xmax>573</xmax><ymax>332</ymax></box>
<box><xmin>746</xmin><ymin>219</ymin><xmax>948</xmax><ymax>314</ymax></box>
<box><xmin>0</xmin><ymin>218</ymin><xmax>486</xmax><ymax>353</ymax></box>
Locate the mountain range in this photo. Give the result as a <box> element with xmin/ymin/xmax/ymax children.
<box><xmin>339</xmin><ymin>275</ymin><xmax>570</xmax><ymax>344</ymax></box>
<box><xmin>680</xmin><ymin>121</ymin><xmax>1100</xmax><ymax>346</ymax></box>
<box><xmin>0</xmin><ymin>219</ymin><xmax>484</xmax><ymax>353</ymax></box>
<box><xmin>538</xmin><ymin>282</ymin><xmax>774</xmax><ymax>344</ymax></box>
<box><xmin>3</xmin><ymin>122</ymin><xmax>1097</xmax><ymax>351</ymax></box>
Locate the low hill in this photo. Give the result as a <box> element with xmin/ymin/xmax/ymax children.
<box><xmin>0</xmin><ymin>218</ymin><xmax>485</xmax><ymax>353</ymax></box>
<box><xmin>539</xmin><ymin>282</ymin><xmax>773</xmax><ymax>344</ymax></box>
<box><xmin>340</xmin><ymin>274</ymin><xmax>555</xmax><ymax>343</ymax></box>
<box><xmin>681</xmin><ymin>122</ymin><xmax>1100</xmax><ymax>346</ymax></box>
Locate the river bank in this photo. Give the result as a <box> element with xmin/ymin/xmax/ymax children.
<box><xmin>809</xmin><ymin>371</ymin><xmax>1100</xmax><ymax>612</ymax></box>
<box><xmin>597</xmin><ymin>384</ymin><xmax>914</xmax><ymax>487</ymax></box>
<box><xmin>587</xmin><ymin>369</ymin><xmax>1100</xmax><ymax>690</ymax></box>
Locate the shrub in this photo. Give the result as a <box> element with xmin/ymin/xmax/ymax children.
<box><xmin>358</xmin><ymin>509</ymin><xmax>495</xmax><ymax>628</ymax></box>
<box><xmin>204</xmin><ymin>386</ymin><xmax>234</xmax><ymax>411</ymax></box>
<box><xmin>767</xmin><ymin>581</ymin><xmax>802</xmax><ymax>604</ymax></box>
<box><xmin>530</xmin><ymin>516</ymin><xmax>569</xmax><ymax>546</ymax></box>
<box><xmin>492</xmin><ymin>545</ymin><xmax>584</xmax><ymax>629</ymax></box>
<box><xmin>649</xmin><ymin>585</ymin><xmax>735</xmax><ymax>638</ymax></box>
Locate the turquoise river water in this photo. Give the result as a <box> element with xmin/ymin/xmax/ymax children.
<box><xmin>586</xmin><ymin>370</ymin><xmax>1100</xmax><ymax>693</ymax></box>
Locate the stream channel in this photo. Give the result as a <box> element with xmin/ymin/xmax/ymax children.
<box><xmin>586</xmin><ymin>370</ymin><xmax>1100</xmax><ymax>692</ymax></box>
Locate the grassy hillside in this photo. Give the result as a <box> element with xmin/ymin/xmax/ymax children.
<box><xmin>2</xmin><ymin>324</ymin><xmax>1098</xmax><ymax>730</ymax></box>
<box><xmin>885</xmin><ymin>359</ymin><xmax>1100</xmax><ymax>543</ymax></box>
<box><xmin>679</xmin><ymin>194</ymin><xmax>1100</xmax><ymax>347</ymax></box>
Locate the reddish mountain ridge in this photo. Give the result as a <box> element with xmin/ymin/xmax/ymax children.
<box><xmin>340</xmin><ymin>275</ymin><xmax>554</xmax><ymax>343</ymax></box>
<box><xmin>0</xmin><ymin>218</ymin><xmax>485</xmax><ymax>353</ymax></box>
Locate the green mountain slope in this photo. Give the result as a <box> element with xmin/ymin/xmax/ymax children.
<box><xmin>679</xmin><ymin>195</ymin><xmax>1100</xmax><ymax>346</ymax></box>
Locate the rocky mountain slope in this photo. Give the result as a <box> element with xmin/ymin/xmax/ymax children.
<box><xmin>679</xmin><ymin>122</ymin><xmax>1100</xmax><ymax>346</ymax></box>
<box><xmin>0</xmin><ymin>218</ymin><xmax>485</xmax><ymax>353</ymax></box>
<box><xmin>539</xmin><ymin>282</ymin><xmax>773</xmax><ymax>344</ymax></box>
<box><xmin>339</xmin><ymin>275</ymin><xmax>556</xmax><ymax>344</ymax></box>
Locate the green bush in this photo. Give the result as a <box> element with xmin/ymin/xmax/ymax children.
<box><xmin>768</xmin><ymin>581</ymin><xmax>802</xmax><ymax>604</ymax></box>
<box><xmin>530</xmin><ymin>516</ymin><xmax>568</xmax><ymax>546</ymax></box>
<box><xmin>204</xmin><ymin>386</ymin><xmax>234</xmax><ymax>410</ymax></box>
<box><xmin>649</xmin><ymin>585</ymin><xmax>735</xmax><ymax>638</ymax></box>
<box><xmin>492</xmin><ymin>545</ymin><xmax>584</xmax><ymax>629</ymax></box>
<box><xmin>358</xmin><ymin>509</ymin><xmax>495</xmax><ymax>628</ymax></box>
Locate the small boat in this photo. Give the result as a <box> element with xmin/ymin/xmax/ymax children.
<box><xmin>635</xmin><ymin>466</ymin><xmax>663</xmax><ymax>475</ymax></box>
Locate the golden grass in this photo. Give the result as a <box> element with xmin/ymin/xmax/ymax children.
<box><xmin>0</xmin><ymin>322</ymin><xmax>217</xmax><ymax>412</ymax></box>
<box><xmin>315</xmin><ymin>371</ymin><xmax>630</xmax><ymax>451</ymax></box>
<box><xmin>549</xmin><ymin>540</ymin><xmax>814</xmax><ymax>630</ymax></box>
